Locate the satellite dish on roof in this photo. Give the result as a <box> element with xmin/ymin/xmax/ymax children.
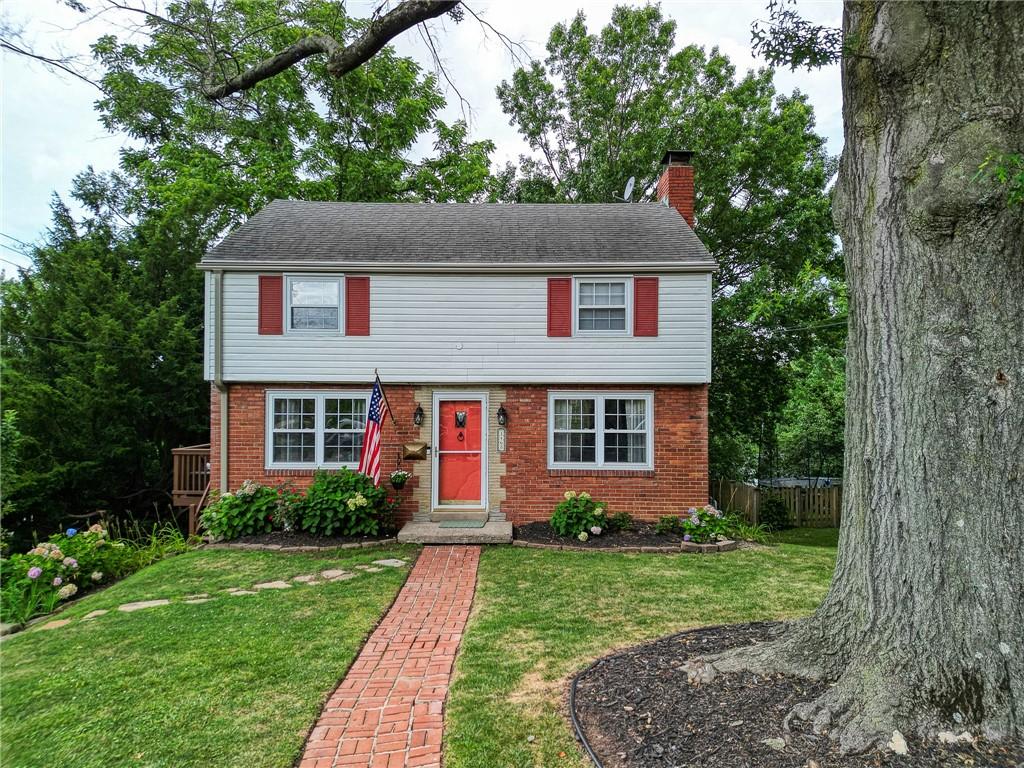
<box><xmin>623</xmin><ymin>176</ymin><xmax>635</xmax><ymax>202</ymax></box>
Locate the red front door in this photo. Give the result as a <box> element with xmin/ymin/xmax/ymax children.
<box><xmin>436</xmin><ymin>399</ymin><xmax>483</xmax><ymax>505</ymax></box>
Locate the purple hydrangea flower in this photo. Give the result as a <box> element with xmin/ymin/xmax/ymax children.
<box><xmin>27</xmin><ymin>566</ymin><xmax>43</xmax><ymax>580</ymax></box>
<box><xmin>683</xmin><ymin>534</ymin><xmax>692</xmax><ymax>542</ymax></box>
<box><xmin>52</xmin><ymin>576</ymin><xmax>63</xmax><ymax>587</ymax></box>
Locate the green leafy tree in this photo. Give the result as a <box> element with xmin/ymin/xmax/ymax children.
<box><xmin>1</xmin><ymin>0</ymin><xmax>494</xmax><ymax>543</ymax></box>
<box><xmin>776</xmin><ymin>346</ymin><xmax>845</xmax><ymax>479</ymax></box>
<box><xmin>494</xmin><ymin>5</ymin><xmax>842</xmax><ymax>477</ymax></box>
<box><xmin>705</xmin><ymin>1</ymin><xmax>1024</xmax><ymax>754</ymax></box>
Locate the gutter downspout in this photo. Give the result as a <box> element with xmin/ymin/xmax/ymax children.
<box><xmin>212</xmin><ymin>269</ymin><xmax>229</xmax><ymax>492</ymax></box>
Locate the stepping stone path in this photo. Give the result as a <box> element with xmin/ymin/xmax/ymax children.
<box><xmin>298</xmin><ymin>546</ymin><xmax>479</xmax><ymax>768</ymax></box>
<box><xmin>19</xmin><ymin>556</ymin><xmax>409</xmax><ymax>633</ymax></box>
<box><xmin>254</xmin><ymin>580</ymin><xmax>292</xmax><ymax>590</ymax></box>
<box><xmin>118</xmin><ymin>599</ymin><xmax>170</xmax><ymax>612</ymax></box>
<box><xmin>37</xmin><ymin>619</ymin><xmax>72</xmax><ymax>631</ymax></box>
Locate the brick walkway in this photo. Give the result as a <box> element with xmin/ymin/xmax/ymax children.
<box><xmin>299</xmin><ymin>546</ymin><xmax>480</xmax><ymax>768</ymax></box>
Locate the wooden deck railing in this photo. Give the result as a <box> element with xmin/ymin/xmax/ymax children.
<box><xmin>172</xmin><ymin>443</ymin><xmax>211</xmax><ymax>508</ymax></box>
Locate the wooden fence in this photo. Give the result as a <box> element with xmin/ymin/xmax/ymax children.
<box><xmin>710</xmin><ymin>479</ymin><xmax>842</xmax><ymax>528</ymax></box>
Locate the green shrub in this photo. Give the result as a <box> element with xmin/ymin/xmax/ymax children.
<box><xmin>200</xmin><ymin>481</ymin><xmax>293</xmax><ymax>540</ymax></box>
<box><xmin>605</xmin><ymin>511</ymin><xmax>634</xmax><ymax>533</ymax></box>
<box><xmin>656</xmin><ymin>506</ymin><xmax>733</xmax><ymax>543</ymax></box>
<box><xmin>758</xmin><ymin>494</ymin><xmax>792</xmax><ymax>531</ymax></box>
<box><xmin>550</xmin><ymin>490</ymin><xmax>607</xmax><ymax>539</ymax></box>
<box><xmin>0</xmin><ymin>523</ymin><xmax>191</xmax><ymax>625</ymax></box>
<box><xmin>724</xmin><ymin>516</ymin><xmax>770</xmax><ymax>543</ymax></box>
<box><xmin>655</xmin><ymin>515</ymin><xmax>684</xmax><ymax>536</ymax></box>
<box><xmin>296</xmin><ymin>469</ymin><xmax>396</xmax><ymax>537</ymax></box>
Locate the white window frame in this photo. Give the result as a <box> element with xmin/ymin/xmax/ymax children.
<box><xmin>547</xmin><ymin>391</ymin><xmax>654</xmax><ymax>470</ymax></box>
<box><xmin>573</xmin><ymin>276</ymin><xmax>633</xmax><ymax>337</ymax></box>
<box><xmin>284</xmin><ymin>274</ymin><xmax>344</xmax><ymax>334</ymax></box>
<box><xmin>265</xmin><ymin>390</ymin><xmax>370</xmax><ymax>470</ymax></box>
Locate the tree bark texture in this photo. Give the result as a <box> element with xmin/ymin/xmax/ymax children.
<box><xmin>714</xmin><ymin>0</ymin><xmax>1024</xmax><ymax>753</ymax></box>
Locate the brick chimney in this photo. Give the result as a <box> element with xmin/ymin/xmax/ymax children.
<box><xmin>656</xmin><ymin>150</ymin><xmax>695</xmax><ymax>228</ymax></box>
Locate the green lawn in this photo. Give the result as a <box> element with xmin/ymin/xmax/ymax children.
<box><xmin>0</xmin><ymin>545</ymin><xmax>418</xmax><ymax>768</ymax></box>
<box><xmin>444</xmin><ymin>533</ymin><xmax>839</xmax><ymax>768</ymax></box>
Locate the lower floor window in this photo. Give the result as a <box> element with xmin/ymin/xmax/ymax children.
<box><xmin>548</xmin><ymin>392</ymin><xmax>653</xmax><ymax>469</ymax></box>
<box><xmin>266</xmin><ymin>391</ymin><xmax>368</xmax><ymax>468</ymax></box>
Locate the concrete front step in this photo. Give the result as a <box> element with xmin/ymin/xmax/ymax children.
<box><xmin>398</xmin><ymin>521</ymin><xmax>513</xmax><ymax>545</ymax></box>
<box><xmin>429</xmin><ymin>508</ymin><xmax>488</xmax><ymax>523</ymax></box>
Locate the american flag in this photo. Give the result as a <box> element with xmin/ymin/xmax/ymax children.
<box><xmin>357</xmin><ymin>377</ymin><xmax>389</xmax><ymax>486</ymax></box>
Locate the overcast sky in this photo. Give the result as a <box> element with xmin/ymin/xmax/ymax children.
<box><xmin>0</xmin><ymin>0</ymin><xmax>842</xmax><ymax>271</ymax></box>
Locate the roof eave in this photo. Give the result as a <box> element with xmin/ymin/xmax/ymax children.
<box><xmin>196</xmin><ymin>259</ymin><xmax>718</xmax><ymax>274</ymax></box>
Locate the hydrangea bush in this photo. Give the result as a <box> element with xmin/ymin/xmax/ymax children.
<box><xmin>200</xmin><ymin>470</ymin><xmax>398</xmax><ymax>541</ymax></box>
<box><xmin>656</xmin><ymin>505</ymin><xmax>731</xmax><ymax>543</ymax></box>
<box><xmin>200</xmin><ymin>480</ymin><xmax>300</xmax><ymax>541</ymax></box>
<box><xmin>0</xmin><ymin>523</ymin><xmax>189</xmax><ymax>624</ymax></box>
<box><xmin>550</xmin><ymin>490</ymin><xmax>608</xmax><ymax>538</ymax></box>
<box><xmin>299</xmin><ymin>470</ymin><xmax>396</xmax><ymax>537</ymax></box>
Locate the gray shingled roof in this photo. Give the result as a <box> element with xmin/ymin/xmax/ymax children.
<box><xmin>200</xmin><ymin>200</ymin><xmax>715</xmax><ymax>270</ymax></box>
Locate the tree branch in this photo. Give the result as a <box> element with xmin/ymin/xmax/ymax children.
<box><xmin>201</xmin><ymin>0</ymin><xmax>460</xmax><ymax>99</ymax></box>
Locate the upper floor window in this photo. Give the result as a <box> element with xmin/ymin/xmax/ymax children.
<box><xmin>266</xmin><ymin>391</ymin><xmax>368</xmax><ymax>468</ymax></box>
<box><xmin>287</xmin><ymin>276</ymin><xmax>342</xmax><ymax>332</ymax></box>
<box><xmin>575</xmin><ymin>278</ymin><xmax>630</xmax><ymax>335</ymax></box>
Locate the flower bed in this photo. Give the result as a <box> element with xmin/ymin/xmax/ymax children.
<box><xmin>513</xmin><ymin>521</ymin><xmax>736</xmax><ymax>553</ymax></box>
<box><xmin>200</xmin><ymin>469</ymin><xmax>399</xmax><ymax>543</ymax></box>
<box><xmin>0</xmin><ymin>523</ymin><xmax>191</xmax><ymax>626</ymax></box>
<box><xmin>529</xmin><ymin>492</ymin><xmax>755</xmax><ymax>552</ymax></box>
<box><xmin>209</xmin><ymin>531</ymin><xmax>398</xmax><ymax>552</ymax></box>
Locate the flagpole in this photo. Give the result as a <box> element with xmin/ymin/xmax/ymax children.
<box><xmin>373</xmin><ymin>368</ymin><xmax>398</xmax><ymax>428</ymax></box>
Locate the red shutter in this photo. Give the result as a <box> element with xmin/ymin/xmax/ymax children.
<box><xmin>257</xmin><ymin>275</ymin><xmax>284</xmax><ymax>335</ymax></box>
<box><xmin>634</xmin><ymin>277</ymin><xmax>659</xmax><ymax>336</ymax></box>
<box><xmin>345</xmin><ymin>276</ymin><xmax>370</xmax><ymax>336</ymax></box>
<box><xmin>547</xmin><ymin>278</ymin><xmax>572</xmax><ymax>337</ymax></box>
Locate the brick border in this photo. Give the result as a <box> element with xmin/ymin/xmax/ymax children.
<box><xmin>298</xmin><ymin>545</ymin><xmax>480</xmax><ymax>768</ymax></box>
<box><xmin>511</xmin><ymin>538</ymin><xmax>738</xmax><ymax>554</ymax></box>
<box><xmin>205</xmin><ymin>537</ymin><xmax>398</xmax><ymax>553</ymax></box>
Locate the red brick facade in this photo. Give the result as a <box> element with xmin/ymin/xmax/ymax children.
<box><xmin>210</xmin><ymin>382</ymin><xmax>708</xmax><ymax>526</ymax></box>
<box><xmin>499</xmin><ymin>385</ymin><xmax>708</xmax><ymax>523</ymax></box>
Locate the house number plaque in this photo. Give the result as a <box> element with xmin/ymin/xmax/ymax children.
<box><xmin>497</xmin><ymin>427</ymin><xmax>507</xmax><ymax>453</ymax></box>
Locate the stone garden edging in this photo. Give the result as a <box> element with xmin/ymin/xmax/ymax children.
<box><xmin>510</xmin><ymin>538</ymin><xmax>738</xmax><ymax>554</ymax></box>
<box><xmin>204</xmin><ymin>537</ymin><xmax>398</xmax><ymax>553</ymax></box>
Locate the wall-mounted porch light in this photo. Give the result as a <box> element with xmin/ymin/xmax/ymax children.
<box><xmin>413</xmin><ymin>405</ymin><xmax>424</xmax><ymax>426</ymax></box>
<box><xmin>496</xmin><ymin>405</ymin><xmax>508</xmax><ymax>427</ymax></box>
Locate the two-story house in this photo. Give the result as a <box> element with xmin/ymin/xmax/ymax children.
<box><xmin>200</xmin><ymin>151</ymin><xmax>714</xmax><ymax>537</ymax></box>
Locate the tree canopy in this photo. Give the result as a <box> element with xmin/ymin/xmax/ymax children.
<box><xmin>0</xmin><ymin>0</ymin><xmax>494</xmax><ymax>544</ymax></box>
<box><xmin>495</xmin><ymin>5</ymin><xmax>844</xmax><ymax>478</ymax></box>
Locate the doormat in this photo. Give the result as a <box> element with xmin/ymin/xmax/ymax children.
<box><xmin>438</xmin><ymin>520</ymin><xmax>487</xmax><ymax>528</ymax></box>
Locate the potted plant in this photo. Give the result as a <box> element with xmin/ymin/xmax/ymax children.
<box><xmin>390</xmin><ymin>469</ymin><xmax>410</xmax><ymax>490</ymax></box>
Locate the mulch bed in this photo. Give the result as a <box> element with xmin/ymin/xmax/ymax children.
<box><xmin>571</xmin><ymin>622</ymin><xmax>1024</xmax><ymax>768</ymax></box>
<box><xmin>225</xmin><ymin>531</ymin><xmax>398</xmax><ymax>549</ymax></box>
<box><xmin>514</xmin><ymin>521</ymin><xmax>684</xmax><ymax>549</ymax></box>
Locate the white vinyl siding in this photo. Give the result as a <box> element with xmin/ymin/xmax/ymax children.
<box><xmin>548</xmin><ymin>391</ymin><xmax>654</xmax><ymax>470</ymax></box>
<box><xmin>206</xmin><ymin>273</ymin><xmax>711</xmax><ymax>384</ymax></box>
<box><xmin>265</xmin><ymin>391</ymin><xmax>368</xmax><ymax>469</ymax></box>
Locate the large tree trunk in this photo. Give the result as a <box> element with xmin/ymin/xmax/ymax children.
<box><xmin>712</xmin><ymin>0</ymin><xmax>1024</xmax><ymax>753</ymax></box>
